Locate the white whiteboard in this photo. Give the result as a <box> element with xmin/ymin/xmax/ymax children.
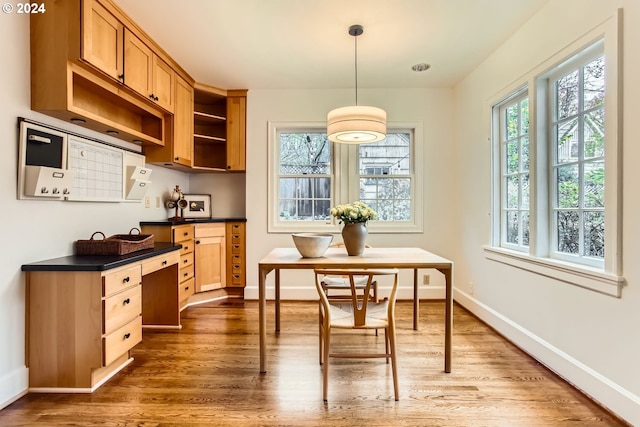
<box><xmin>67</xmin><ymin>136</ymin><xmax>123</xmax><ymax>202</ymax></box>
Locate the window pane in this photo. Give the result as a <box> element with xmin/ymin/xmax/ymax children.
<box><xmin>557</xmin><ymin>210</ymin><xmax>580</xmax><ymax>254</ymax></box>
<box><xmin>297</xmin><ymin>199</ymin><xmax>312</xmax><ymax>219</ymax></box>
<box><xmin>557</xmin><ymin>119</ymin><xmax>579</xmax><ymax>163</ymax></box>
<box><xmin>506</xmin><ymin>140</ymin><xmax>519</xmax><ymax>174</ymax></box>
<box><xmin>522</xmin><ymin>212</ymin><xmax>530</xmax><ymax>246</ymax></box>
<box><xmin>280</xmin><ymin>133</ymin><xmax>330</xmax><ymax>174</ymax></box>
<box><xmin>521</xmin><ymin>136</ymin><xmax>530</xmax><ymax>170</ymax></box>
<box><xmin>279</xmin><ymin>199</ymin><xmax>296</xmax><ymax>220</ymax></box>
<box><xmin>506</xmin><ymin>104</ymin><xmax>519</xmax><ymax>139</ymax></box>
<box><xmin>506</xmin><ymin>211</ymin><xmax>518</xmax><ymax>244</ymax></box>
<box><xmin>583</xmin><ymin>211</ymin><xmax>605</xmax><ymax>258</ymax></box>
<box><xmin>584</xmin><ymin>161</ymin><xmax>605</xmax><ymax>208</ymax></box>
<box><xmin>584</xmin><ymin>109</ymin><xmax>605</xmax><ymax>159</ymax></box>
<box><xmin>520</xmin><ymin>98</ymin><xmax>529</xmax><ymax>135</ymax></box>
<box><xmin>506</xmin><ymin>176</ymin><xmax>519</xmax><ymax>208</ymax></box>
<box><xmin>521</xmin><ymin>174</ymin><xmax>530</xmax><ymax>209</ymax></box>
<box><xmin>557</xmin><ymin>165</ymin><xmax>579</xmax><ymax>208</ymax></box>
<box><xmin>296</xmin><ymin>178</ymin><xmax>312</xmax><ymax>198</ymax></box>
<box><xmin>280</xmin><ymin>178</ymin><xmax>296</xmax><ymax>199</ymax></box>
<box><xmin>583</xmin><ymin>56</ymin><xmax>605</xmax><ymax>110</ymax></box>
<box><xmin>557</xmin><ymin>70</ymin><xmax>579</xmax><ymax>120</ymax></box>
<box><xmin>378</xmin><ymin>178</ymin><xmax>393</xmax><ymax>200</ymax></box>
<box><xmin>314</xmin><ymin>200</ymin><xmax>331</xmax><ymax>220</ymax></box>
<box><xmin>358</xmin><ymin>133</ymin><xmax>410</xmax><ymax>175</ymax></box>
<box><xmin>314</xmin><ymin>177</ymin><xmax>331</xmax><ymax>199</ymax></box>
<box><xmin>393</xmin><ymin>178</ymin><xmax>411</xmax><ymax>199</ymax></box>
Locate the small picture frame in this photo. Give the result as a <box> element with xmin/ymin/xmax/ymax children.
<box><xmin>183</xmin><ymin>194</ymin><xmax>212</xmax><ymax>219</ymax></box>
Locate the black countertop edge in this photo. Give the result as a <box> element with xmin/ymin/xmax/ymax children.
<box><xmin>139</xmin><ymin>217</ymin><xmax>247</xmax><ymax>226</ymax></box>
<box><xmin>22</xmin><ymin>243</ymin><xmax>182</xmax><ymax>272</ymax></box>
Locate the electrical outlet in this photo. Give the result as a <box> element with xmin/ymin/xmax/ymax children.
<box><xmin>144</xmin><ymin>196</ymin><xmax>150</xmax><ymax>208</ymax></box>
<box><xmin>156</xmin><ymin>196</ymin><xmax>161</xmax><ymax>208</ymax></box>
<box><xmin>423</xmin><ymin>274</ymin><xmax>430</xmax><ymax>285</ymax></box>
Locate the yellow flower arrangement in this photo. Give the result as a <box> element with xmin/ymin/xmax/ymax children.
<box><xmin>330</xmin><ymin>201</ymin><xmax>377</xmax><ymax>224</ymax></box>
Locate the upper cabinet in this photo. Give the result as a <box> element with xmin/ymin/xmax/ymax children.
<box><xmin>30</xmin><ymin>0</ymin><xmax>246</xmax><ymax>173</ymax></box>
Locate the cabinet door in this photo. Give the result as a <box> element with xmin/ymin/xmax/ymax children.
<box><xmin>123</xmin><ymin>29</ymin><xmax>152</xmax><ymax>100</ymax></box>
<box><xmin>152</xmin><ymin>55</ymin><xmax>175</xmax><ymax>112</ymax></box>
<box><xmin>195</xmin><ymin>236</ymin><xmax>226</xmax><ymax>292</ymax></box>
<box><xmin>226</xmin><ymin>95</ymin><xmax>246</xmax><ymax>171</ymax></box>
<box><xmin>82</xmin><ymin>0</ymin><xmax>124</xmax><ymax>81</ymax></box>
<box><xmin>173</xmin><ymin>75</ymin><xmax>193</xmax><ymax>166</ymax></box>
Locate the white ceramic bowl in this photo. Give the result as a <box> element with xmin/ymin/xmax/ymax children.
<box><xmin>292</xmin><ymin>233</ymin><xmax>334</xmax><ymax>258</ymax></box>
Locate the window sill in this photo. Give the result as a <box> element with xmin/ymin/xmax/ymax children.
<box><xmin>483</xmin><ymin>246</ymin><xmax>624</xmax><ymax>297</ymax></box>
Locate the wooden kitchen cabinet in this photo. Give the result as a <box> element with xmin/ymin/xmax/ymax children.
<box><xmin>226</xmin><ymin>222</ymin><xmax>246</xmax><ymax>287</ymax></box>
<box><xmin>192</xmin><ymin>84</ymin><xmax>247</xmax><ymax>171</ymax></box>
<box><xmin>81</xmin><ymin>0</ymin><xmax>124</xmax><ymax>81</ymax></box>
<box><xmin>31</xmin><ymin>0</ymin><xmax>190</xmax><ymax>147</ymax></box>
<box><xmin>124</xmin><ymin>29</ymin><xmax>174</xmax><ymax>112</ymax></box>
<box><xmin>143</xmin><ymin>74</ymin><xmax>193</xmax><ymax>167</ymax></box>
<box><xmin>140</xmin><ymin>224</ymin><xmax>195</xmax><ymax>307</ymax></box>
<box><xmin>194</xmin><ymin>223</ymin><xmax>226</xmax><ymax>292</ymax></box>
<box><xmin>24</xmin><ymin>247</ymin><xmax>181</xmax><ymax>391</ymax></box>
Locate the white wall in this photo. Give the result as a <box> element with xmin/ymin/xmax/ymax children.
<box><xmin>452</xmin><ymin>0</ymin><xmax>640</xmax><ymax>424</ymax></box>
<box><xmin>244</xmin><ymin>87</ymin><xmax>455</xmax><ymax>301</ymax></box>
<box><xmin>0</xmin><ymin>16</ymin><xmax>189</xmax><ymax>408</ymax></box>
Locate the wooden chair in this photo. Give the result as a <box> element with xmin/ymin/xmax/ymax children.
<box><xmin>320</xmin><ymin>242</ymin><xmax>379</xmax><ymax>303</ymax></box>
<box><xmin>314</xmin><ymin>268</ymin><xmax>400</xmax><ymax>401</ymax></box>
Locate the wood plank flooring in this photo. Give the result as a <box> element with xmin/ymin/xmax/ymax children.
<box><xmin>0</xmin><ymin>300</ymin><xmax>627</xmax><ymax>426</ymax></box>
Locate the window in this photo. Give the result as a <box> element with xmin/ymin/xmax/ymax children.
<box><xmin>269</xmin><ymin>122</ymin><xmax>422</xmax><ymax>233</ymax></box>
<box><xmin>550</xmin><ymin>54</ymin><xmax>605</xmax><ymax>267</ymax></box>
<box><xmin>498</xmin><ymin>93</ymin><xmax>530</xmax><ymax>251</ymax></box>
<box><xmin>358</xmin><ymin>133</ymin><xmax>413</xmax><ymax>222</ymax></box>
<box><xmin>488</xmin><ymin>21</ymin><xmax>623</xmax><ymax>297</ymax></box>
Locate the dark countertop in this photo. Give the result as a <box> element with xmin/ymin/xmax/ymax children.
<box><xmin>21</xmin><ymin>242</ymin><xmax>182</xmax><ymax>272</ymax></box>
<box><xmin>139</xmin><ymin>217</ymin><xmax>246</xmax><ymax>226</ymax></box>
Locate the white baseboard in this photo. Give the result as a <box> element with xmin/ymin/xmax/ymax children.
<box><xmin>244</xmin><ymin>284</ymin><xmax>445</xmax><ymax>301</ymax></box>
<box><xmin>454</xmin><ymin>288</ymin><xmax>640</xmax><ymax>426</ymax></box>
<box><xmin>0</xmin><ymin>366</ymin><xmax>28</xmax><ymax>411</ymax></box>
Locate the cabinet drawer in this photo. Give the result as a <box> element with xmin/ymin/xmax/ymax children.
<box><xmin>195</xmin><ymin>223</ymin><xmax>225</xmax><ymax>238</ymax></box>
<box><xmin>103</xmin><ymin>315</ymin><xmax>142</xmax><ymax>366</ymax></box>
<box><xmin>230</xmin><ymin>273</ymin><xmax>244</xmax><ymax>285</ymax></box>
<box><xmin>231</xmin><ymin>233</ymin><xmax>242</xmax><ymax>244</ymax></box>
<box><xmin>179</xmin><ymin>277</ymin><xmax>195</xmax><ymax>302</ymax></box>
<box><xmin>173</xmin><ymin>225</ymin><xmax>194</xmax><ymax>243</ymax></box>
<box><xmin>141</xmin><ymin>251</ymin><xmax>180</xmax><ymax>276</ymax></box>
<box><xmin>103</xmin><ymin>265</ymin><xmax>142</xmax><ymax>297</ymax></box>
<box><xmin>231</xmin><ymin>244</ymin><xmax>242</xmax><ymax>254</ymax></box>
<box><xmin>103</xmin><ymin>285</ymin><xmax>142</xmax><ymax>335</ymax></box>
<box><xmin>179</xmin><ymin>240</ymin><xmax>193</xmax><ymax>256</ymax></box>
<box><xmin>180</xmin><ymin>264</ymin><xmax>194</xmax><ymax>282</ymax></box>
<box><xmin>180</xmin><ymin>252</ymin><xmax>194</xmax><ymax>269</ymax></box>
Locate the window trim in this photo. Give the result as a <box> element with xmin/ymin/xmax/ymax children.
<box><xmin>486</xmin><ymin>10</ymin><xmax>623</xmax><ymax>297</ymax></box>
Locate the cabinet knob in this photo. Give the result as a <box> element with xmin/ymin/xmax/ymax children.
<box><xmin>124</xmin><ymin>333</ymin><xmax>131</xmax><ymax>340</ymax></box>
<box><xmin>123</xmin><ymin>276</ymin><xmax>130</xmax><ymax>283</ymax></box>
<box><xmin>196</xmin><ymin>240</ymin><xmax>201</xmax><ymax>244</ymax></box>
<box><xmin>183</xmin><ymin>272</ymin><xmax>189</xmax><ymax>277</ymax></box>
<box><xmin>123</xmin><ymin>298</ymin><xmax>130</xmax><ymax>305</ymax></box>
<box><xmin>162</xmin><ymin>260</ymin><xmax>168</xmax><ymax>265</ymax></box>
<box><xmin>227</xmin><ymin>165</ymin><xmax>231</xmax><ymax>169</ymax></box>
<box><xmin>183</xmin><ymin>259</ymin><xmax>188</xmax><ymax>264</ymax></box>
<box><xmin>149</xmin><ymin>93</ymin><xmax>155</xmax><ymax>100</ymax></box>
<box><xmin>185</xmin><ymin>286</ymin><xmax>189</xmax><ymax>291</ymax></box>
<box><xmin>118</xmin><ymin>73</ymin><xmax>124</xmax><ymax>81</ymax></box>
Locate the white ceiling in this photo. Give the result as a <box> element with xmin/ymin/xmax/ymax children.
<box><xmin>116</xmin><ymin>0</ymin><xmax>548</xmax><ymax>90</ymax></box>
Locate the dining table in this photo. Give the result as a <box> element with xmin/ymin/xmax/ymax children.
<box><xmin>257</xmin><ymin>246</ymin><xmax>454</xmax><ymax>374</ymax></box>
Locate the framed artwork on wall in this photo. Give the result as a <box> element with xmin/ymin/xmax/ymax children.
<box><xmin>183</xmin><ymin>194</ymin><xmax>212</xmax><ymax>219</ymax></box>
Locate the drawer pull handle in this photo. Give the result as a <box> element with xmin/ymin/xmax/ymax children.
<box><xmin>123</xmin><ymin>276</ymin><xmax>130</xmax><ymax>283</ymax></box>
<box><xmin>183</xmin><ymin>272</ymin><xmax>189</xmax><ymax>277</ymax></box>
<box><xmin>123</xmin><ymin>298</ymin><xmax>130</xmax><ymax>305</ymax></box>
<box><xmin>124</xmin><ymin>333</ymin><xmax>131</xmax><ymax>340</ymax></box>
<box><xmin>162</xmin><ymin>260</ymin><xmax>168</xmax><ymax>265</ymax></box>
<box><xmin>184</xmin><ymin>232</ymin><xmax>189</xmax><ymax>236</ymax></box>
<box><xmin>196</xmin><ymin>240</ymin><xmax>201</xmax><ymax>244</ymax></box>
<box><xmin>185</xmin><ymin>286</ymin><xmax>190</xmax><ymax>291</ymax></box>
<box><xmin>183</xmin><ymin>259</ymin><xmax>188</xmax><ymax>264</ymax></box>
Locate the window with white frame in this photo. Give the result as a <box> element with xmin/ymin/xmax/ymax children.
<box><xmin>497</xmin><ymin>92</ymin><xmax>530</xmax><ymax>251</ymax></box>
<box><xmin>488</xmin><ymin>24</ymin><xmax>623</xmax><ymax>297</ymax></box>
<box><xmin>268</xmin><ymin>122</ymin><xmax>422</xmax><ymax>233</ymax></box>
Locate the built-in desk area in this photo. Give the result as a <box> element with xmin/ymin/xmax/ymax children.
<box><xmin>22</xmin><ymin>243</ymin><xmax>181</xmax><ymax>392</ymax></box>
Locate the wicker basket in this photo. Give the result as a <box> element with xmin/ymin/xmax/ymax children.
<box><xmin>75</xmin><ymin>228</ymin><xmax>154</xmax><ymax>256</ymax></box>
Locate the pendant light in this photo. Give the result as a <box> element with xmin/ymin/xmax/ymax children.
<box><xmin>327</xmin><ymin>24</ymin><xmax>386</xmax><ymax>144</ymax></box>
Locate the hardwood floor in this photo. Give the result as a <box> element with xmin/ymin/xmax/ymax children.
<box><xmin>0</xmin><ymin>300</ymin><xmax>627</xmax><ymax>426</ymax></box>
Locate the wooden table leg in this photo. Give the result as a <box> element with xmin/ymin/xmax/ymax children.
<box><xmin>443</xmin><ymin>267</ymin><xmax>452</xmax><ymax>373</ymax></box>
<box><xmin>259</xmin><ymin>267</ymin><xmax>267</xmax><ymax>373</ymax></box>
<box><xmin>413</xmin><ymin>268</ymin><xmax>419</xmax><ymax>330</ymax></box>
<box><xmin>275</xmin><ymin>269</ymin><xmax>281</xmax><ymax>332</ymax></box>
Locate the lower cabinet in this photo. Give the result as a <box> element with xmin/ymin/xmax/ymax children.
<box><xmin>194</xmin><ymin>223</ymin><xmax>226</xmax><ymax>292</ymax></box>
<box><xmin>26</xmin><ymin>264</ymin><xmax>143</xmax><ymax>390</ymax></box>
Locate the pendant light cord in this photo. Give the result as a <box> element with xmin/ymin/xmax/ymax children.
<box><xmin>354</xmin><ymin>33</ymin><xmax>358</xmax><ymax>106</ymax></box>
